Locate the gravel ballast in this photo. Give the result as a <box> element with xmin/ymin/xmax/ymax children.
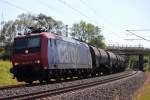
<box><xmin>0</xmin><ymin>71</ymin><xmax>131</xmax><ymax>98</ymax></box>
<box><xmin>43</xmin><ymin>71</ymin><xmax>146</xmax><ymax>100</ymax></box>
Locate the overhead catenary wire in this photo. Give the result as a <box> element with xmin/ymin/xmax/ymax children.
<box><xmin>37</xmin><ymin>0</ymin><xmax>63</xmax><ymax>16</ymax></box>
<box><xmin>57</xmin><ymin>0</ymin><xmax>116</xmax><ymax>35</ymax></box>
<box><xmin>126</xmin><ymin>30</ymin><xmax>150</xmax><ymax>43</ymax></box>
<box><xmin>59</xmin><ymin>0</ymin><xmax>132</xmax><ymax>46</ymax></box>
<box><xmin>0</xmin><ymin>0</ymin><xmax>122</xmax><ymax>36</ymax></box>
<box><xmin>79</xmin><ymin>0</ymin><xmax>125</xmax><ymax>40</ymax></box>
<box><xmin>126</xmin><ymin>29</ymin><xmax>150</xmax><ymax>31</ymax></box>
<box><xmin>79</xmin><ymin>0</ymin><xmax>99</xmax><ymax>18</ymax></box>
<box><xmin>0</xmin><ymin>0</ymin><xmax>31</xmax><ymax>13</ymax></box>
<box><xmin>1</xmin><ymin>0</ymin><xmax>62</xmax><ymax>21</ymax></box>
<box><xmin>79</xmin><ymin>0</ymin><xmax>99</xmax><ymax>25</ymax></box>
<box><xmin>57</xmin><ymin>0</ymin><xmax>98</xmax><ymax>24</ymax></box>
<box><xmin>124</xmin><ymin>39</ymin><xmax>143</xmax><ymax>41</ymax></box>
<box><xmin>1</xmin><ymin>0</ymin><xmax>149</xmax><ymax>46</ymax></box>
<box><xmin>79</xmin><ymin>0</ymin><xmax>150</xmax><ymax>45</ymax></box>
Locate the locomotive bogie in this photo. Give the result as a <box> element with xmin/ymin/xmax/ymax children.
<box><xmin>11</xmin><ymin>64</ymin><xmax>46</xmax><ymax>83</ymax></box>
<box><xmin>47</xmin><ymin>68</ymin><xmax>92</xmax><ymax>79</ymax></box>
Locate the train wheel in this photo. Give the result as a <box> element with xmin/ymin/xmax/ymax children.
<box><xmin>45</xmin><ymin>79</ymin><xmax>51</xmax><ymax>83</ymax></box>
<box><xmin>25</xmin><ymin>81</ymin><xmax>33</xmax><ymax>84</ymax></box>
<box><xmin>39</xmin><ymin>80</ymin><xmax>44</xmax><ymax>84</ymax></box>
<box><xmin>78</xmin><ymin>71</ymin><xmax>83</xmax><ymax>79</ymax></box>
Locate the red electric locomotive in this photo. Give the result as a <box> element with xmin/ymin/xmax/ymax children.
<box><xmin>11</xmin><ymin>31</ymin><xmax>93</xmax><ymax>83</ymax></box>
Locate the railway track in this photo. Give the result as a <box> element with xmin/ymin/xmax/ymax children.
<box><xmin>0</xmin><ymin>77</ymin><xmax>78</xmax><ymax>90</ymax></box>
<box><xmin>0</xmin><ymin>70</ymin><xmax>137</xmax><ymax>100</ymax></box>
<box><xmin>0</xmin><ymin>83</ymin><xmax>39</xmax><ymax>90</ymax></box>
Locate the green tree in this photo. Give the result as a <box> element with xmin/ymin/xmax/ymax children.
<box><xmin>0</xmin><ymin>21</ymin><xmax>15</xmax><ymax>44</ymax></box>
<box><xmin>88</xmin><ymin>35</ymin><xmax>106</xmax><ymax>48</ymax></box>
<box><xmin>33</xmin><ymin>13</ymin><xmax>64</xmax><ymax>35</ymax></box>
<box><xmin>71</xmin><ymin>21</ymin><xmax>86</xmax><ymax>41</ymax></box>
<box><xmin>0</xmin><ymin>13</ymin><xmax>65</xmax><ymax>45</ymax></box>
<box><xmin>71</xmin><ymin>21</ymin><xmax>105</xmax><ymax>48</ymax></box>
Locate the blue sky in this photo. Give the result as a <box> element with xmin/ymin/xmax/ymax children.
<box><xmin>0</xmin><ymin>0</ymin><xmax>150</xmax><ymax>48</ymax></box>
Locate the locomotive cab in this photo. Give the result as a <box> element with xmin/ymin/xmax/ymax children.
<box><xmin>13</xmin><ymin>35</ymin><xmax>41</xmax><ymax>55</ymax></box>
<box><xmin>11</xmin><ymin>33</ymin><xmax>48</xmax><ymax>83</ymax></box>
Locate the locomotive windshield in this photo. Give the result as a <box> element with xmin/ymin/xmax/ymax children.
<box><xmin>13</xmin><ymin>36</ymin><xmax>41</xmax><ymax>54</ymax></box>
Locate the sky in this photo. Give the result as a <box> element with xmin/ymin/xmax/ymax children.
<box><xmin>0</xmin><ymin>0</ymin><xmax>150</xmax><ymax>48</ymax></box>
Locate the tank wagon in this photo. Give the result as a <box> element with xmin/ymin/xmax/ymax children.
<box><xmin>10</xmin><ymin>32</ymin><xmax>126</xmax><ymax>84</ymax></box>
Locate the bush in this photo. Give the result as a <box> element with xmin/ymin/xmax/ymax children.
<box><xmin>0</xmin><ymin>50</ymin><xmax>11</xmax><ymax>60</ymax></box>
<box><xmin>0</xmin><ymin>48</ymin><xmax>4</xmax><ymax>52</ymax></box>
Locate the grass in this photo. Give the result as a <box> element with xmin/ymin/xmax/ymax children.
<box><xmin>0</xmin><ymin>60</ymin><xmax>21</xmax><ymax>87</ymax></box>
<box><xmin>134</xmin><ymin>72</ymin><xmax>150</xmax><ymax>100</ymax></box>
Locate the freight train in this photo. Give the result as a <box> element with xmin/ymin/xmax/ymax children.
<box><xmin>10</xmin><ymin>29</ymin><xmax>127</xmax><ymax>84</ymax></box>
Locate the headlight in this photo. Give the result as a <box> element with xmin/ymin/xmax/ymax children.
<box><xmin>35</xmin><ymin>60</ymin><xmax>40</xmax><ymax>64</ymax></box>
<box><xmin>14</xmin><ymin>62</ymin><xmax>19</xmax><ymax>66</ymax></box>
<box><xmin>37</xmin><ymin>60</ymin><xmax>40</xmax><ymax>64</ymax></box>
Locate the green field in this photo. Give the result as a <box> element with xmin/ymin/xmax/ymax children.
<box><xmin>0</xmin><ymin>60</ymin><xmax>21</xmax><ymax>87</ymax></box>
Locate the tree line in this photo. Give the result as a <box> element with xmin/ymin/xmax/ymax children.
<box><xmin>0</xmin><ymin>13</ymin><xmax>106</xmax><ymax>59</ymax></box>
<box><xmin>0</xmin><ymin>13</ymin><xmax>105</xmax><ymax>48</ymax></box>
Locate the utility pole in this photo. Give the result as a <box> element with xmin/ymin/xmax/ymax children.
<box><xmin>0</xmin><ymin>12</ymin><xmax>4</xmax><ymax>31</ymax></box>
<box><xmin>65</xmin><ymin>25</ymin><xmax>68</xmax><ymax>37</ymax></box>
<box><xmin>0</xmin><ymin>12</ymin><xmax>5</xmax><ymax>46</ymax></box>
